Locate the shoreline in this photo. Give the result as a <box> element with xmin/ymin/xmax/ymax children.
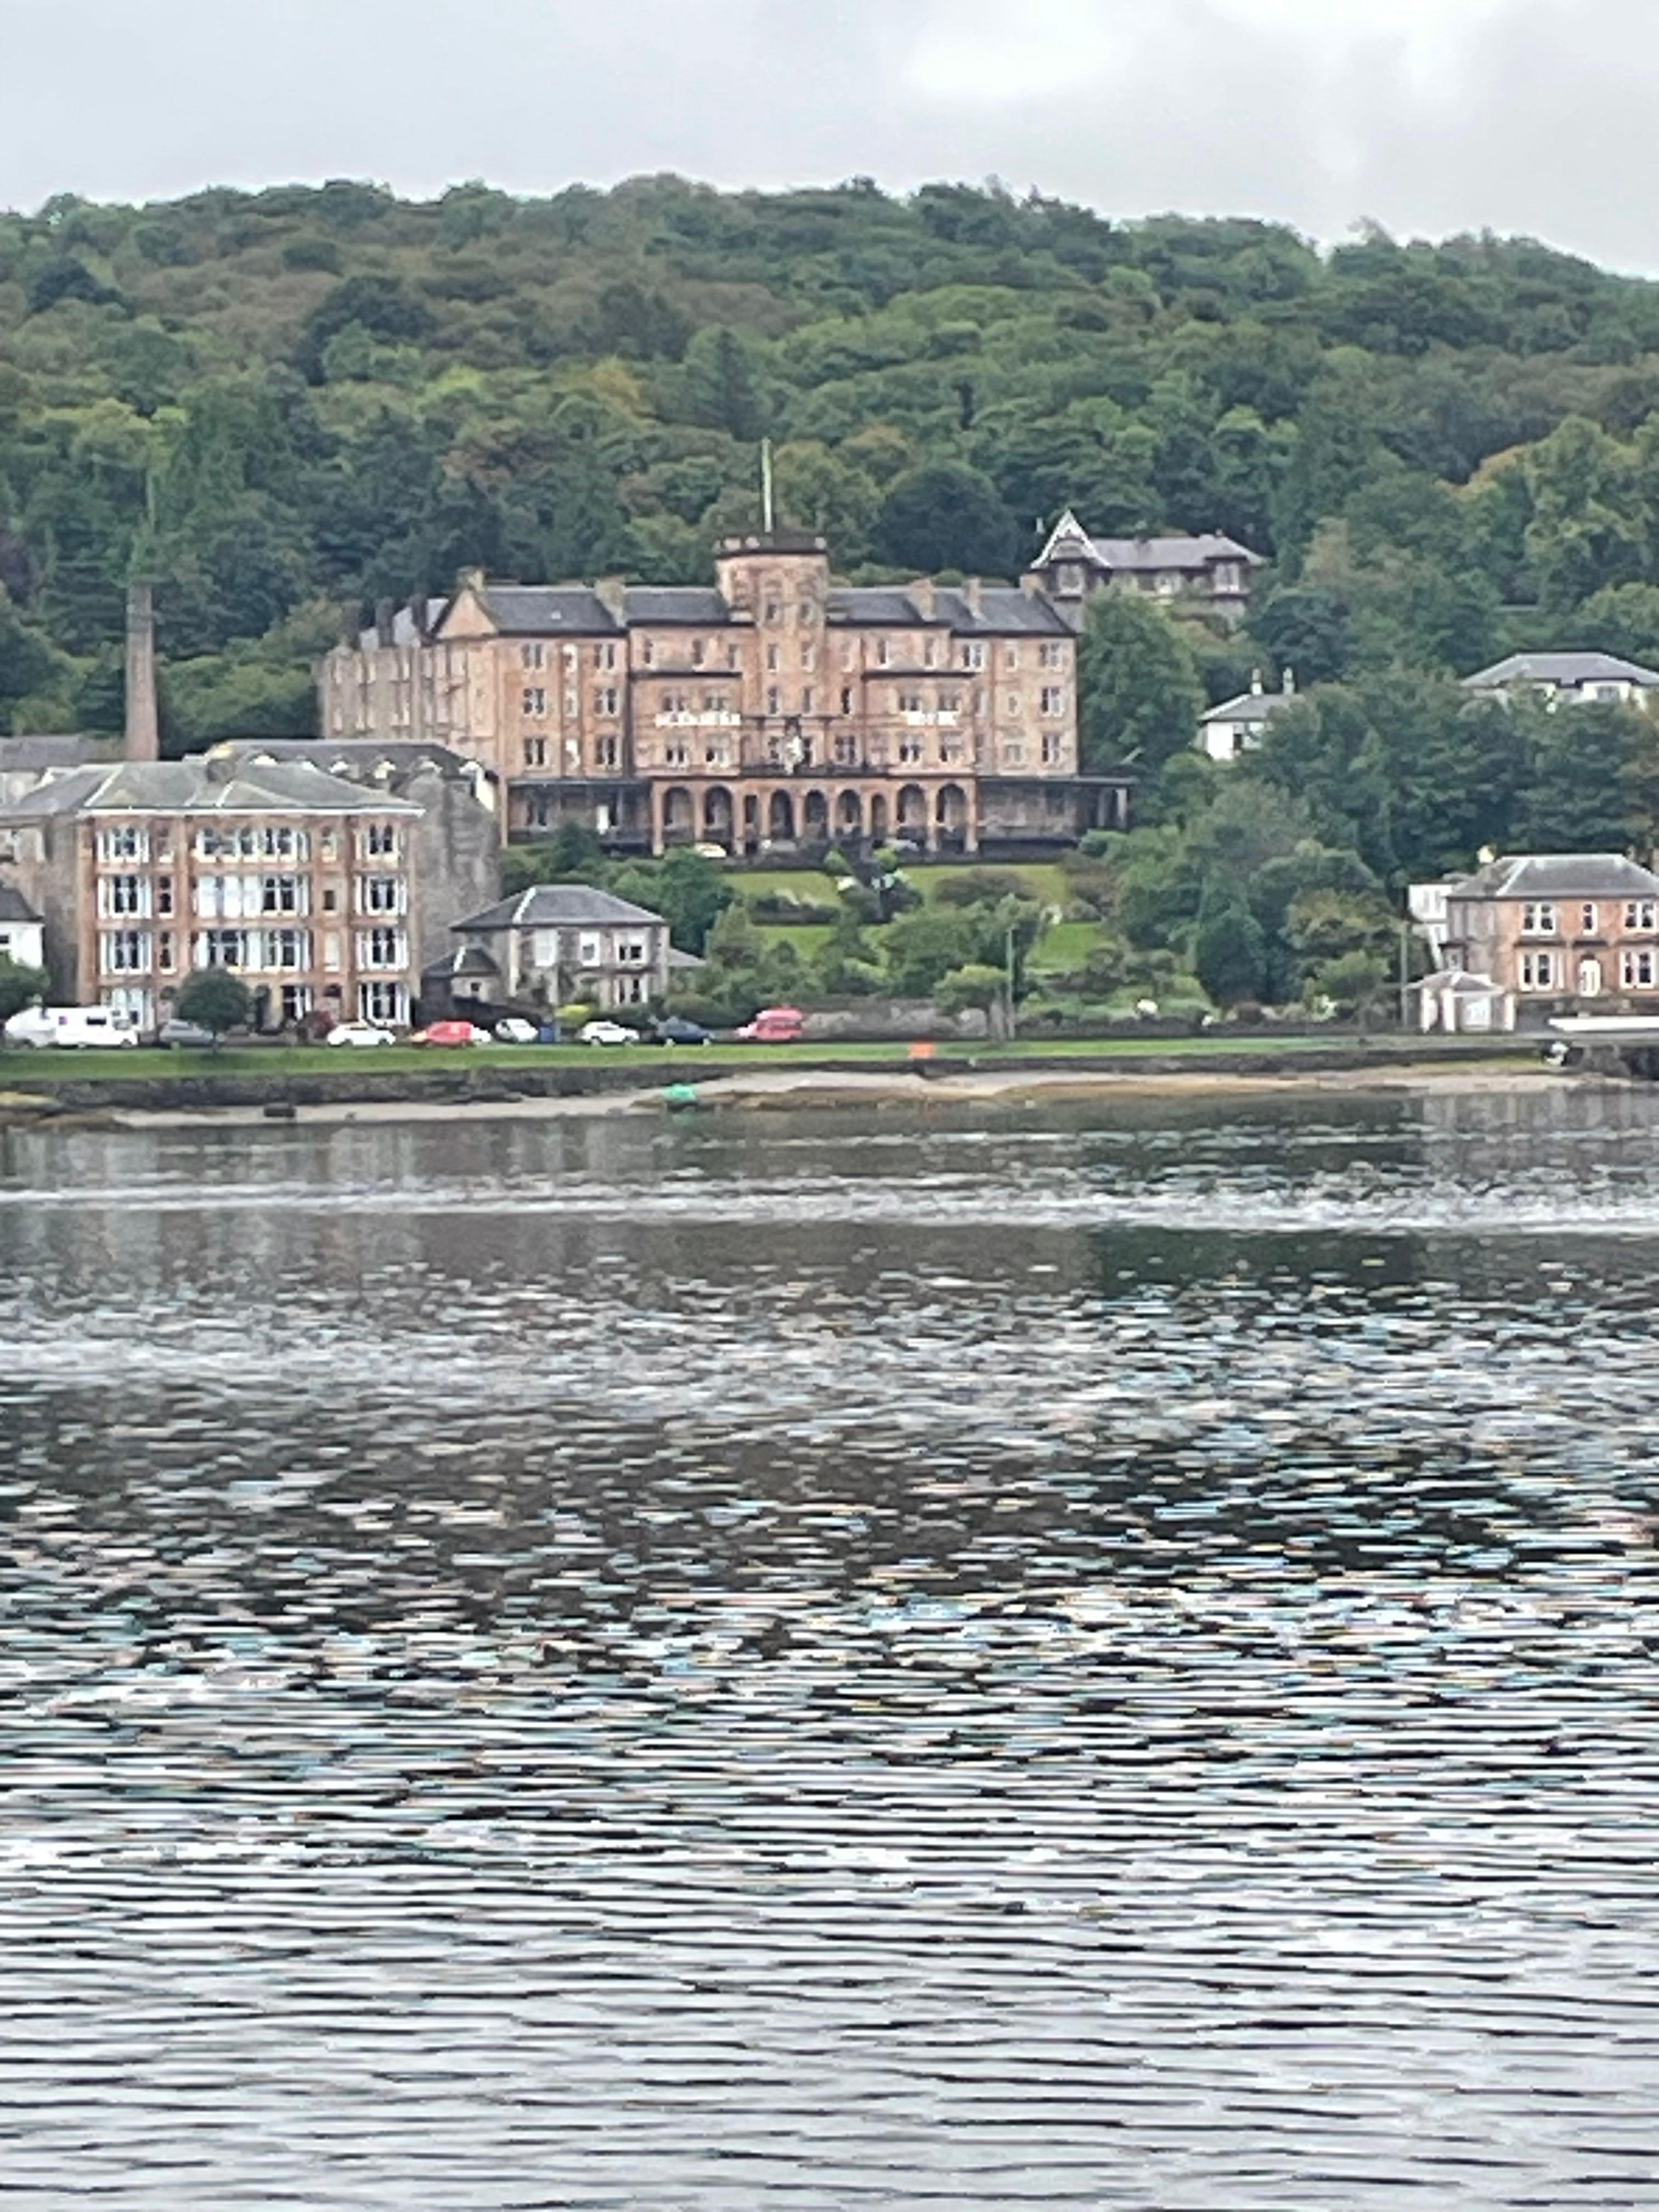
<box><xmin>69</xmin><ymin>1057</ymin><xmax>1593</xmax><ymax>1129</ymax></box>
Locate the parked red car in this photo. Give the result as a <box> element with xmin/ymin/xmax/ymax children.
<box><xmin>735</xmin><ymin>1005</ymin><xmax>805</xmax><ymax>1043</ymax></box>
<box><xmin>415</xmin><ymin>1018</ymin><xmax>490</xmax><ymax>1047</ymax></box>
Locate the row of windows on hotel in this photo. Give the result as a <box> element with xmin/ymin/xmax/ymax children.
<box><xmin>1519</xmin><ymin>947</ymin><xmax>1659</xmax><ymax>990</ymax></box>
<box><xmin>104</xmin><ymin>980</ymin><xmax>410</xmax><ymax>1028</ymax></box>
<box><xmin>514</xmin><ymin>638</ymin><xmax>1070</xmax><ymax>674</ymax></box>
<box><xmin>96</xmin><ymin>873</ymin><xmax>407</xmax><ymax>918</ymax></box>
<box><xmin>520</xmin><ymin>680</ymin><xmax>1069</xmax><ymax>718</ymax></box>
<box><xmin>98</xmin><ymin>927</ymin><xmax>409</xmax><ymax>975</ymax></box>
<box><xmin>1518</xmin><ymin>899</ymin><xmax>1659</xmax><ymax>934</ymax></box>
<box><xmin>94</xmin><ymin>823</ymin><xmax>402</xmax><ymax>865</ymax></box>
<box><xmin>519</xmin><ymin>729</ymin><xmax>1069</xmax><ymax>772</ymax></box>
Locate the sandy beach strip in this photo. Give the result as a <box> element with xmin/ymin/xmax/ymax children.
<box><xmin>94</xmin><ymin>1057</ymin><xmax>1578</xmax><ymax>1129</ymax></box>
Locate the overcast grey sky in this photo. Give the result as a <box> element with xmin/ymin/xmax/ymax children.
<box><xmin>4</xmin><ymin>0</ymin><xmax>1655</xmax><ymax>271</ymax></box>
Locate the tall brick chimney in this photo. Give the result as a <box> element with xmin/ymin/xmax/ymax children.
<box><xmin>125</xmin><ymin>582</ymin><xmax>159</xmax><ymax>761</ymax></box>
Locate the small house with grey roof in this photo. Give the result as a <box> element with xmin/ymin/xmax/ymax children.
<box><xmin>318</xmin><ymin>531</ymin><xmax>1132</xmax><ymax>858</ymax></box>
<box><xmin>441</xmin><ymin>884</ymin><xmax>671</xmax><ymax>1013</ymax></box>
<box><xmin>1427</xmin><ymin>853</ymin><xmax>1659</xmax><ymax>1029</ymax></box>
<box><xmin>1462</xmin><ymin>652</ymin><xmax>1659</xmax><ymax>707</ymax></box>
<box><xmin>0</xmin><ymin>881</ymin><xmax>44</xmax><ymax>973</ymax></box>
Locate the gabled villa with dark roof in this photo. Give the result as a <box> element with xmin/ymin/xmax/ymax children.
<box><xmin>319</xmin><ymin>531</ymin><xmax>1132</xmax><ymax>856</ymax></box>
<box><xmin>1025</xmin><ymin>510</ymin><xmax>1264</xmax><ymax>628</ymax></box>
<box><xmin>439</xmin><ymin>883</ymin><xmax>671</xmax><ymax>1012</ymax></box>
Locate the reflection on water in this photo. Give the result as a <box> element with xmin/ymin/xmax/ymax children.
<box><xmin>3</xmin><ymin>1088</ymin><xmax>1658</xmax><ymax>2208</ymax></box>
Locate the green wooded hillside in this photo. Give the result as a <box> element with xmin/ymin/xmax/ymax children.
<box><xmin>9</xmin><ymin>176</ymin><xmax>1659</xmax><ymax>755</ymax></box>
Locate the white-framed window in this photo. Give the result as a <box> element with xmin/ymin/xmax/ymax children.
<box><xmin>1624</xmin><ymin>900</ymin><xmax>1657</xmax><ymax>931</ymax></box>
<box><xmin>594</xmin><ymin>686</ymin><xmax>619</xmax><ymax>716</ymax></box>
<box><xmin>322</xmin><ymin>932</ymin><xmax>341</xmax><ymax>972</ymax></box>
<box><xmin>1006</xmin><ymin>692</ymin><xmax>1021</xmax><ymax>718</ymax></box>
<box><xmin>898</xmin><ymin>736</ymin><xmax>923</xmax><ymax>764</ymax></box>
<box><xmin>360</xmin><ymin>876</ymin><xmax>404</xmax><ymax>915</ymax></box>
<box><xmin>97</xmin><ymin>824</ymin><xmax>149</xmax><ymax>864</ymax></box>
<box><xmin>524</xmin><ymin>736</ymin><xmax>548</xmax><ymax>768</ymax></box>
<box><xmin>578</xmin><ymin>933</ymin><xmax>601</xmax><ymax>968</ymax></box>
<box><xmin>563</xmin><ymin>691</ymin><xmax>579</xmax><ymax>720</ymax></box>
<box><xmin>156</xmin><ymin>932</ymin><xmax>176</xmax><ymax>974</ymax></box>
<box><xmin>359</xmin><ymin>927</ymin><xmax>406</xmax><ymax>970</ymax></box>
<box><xmin>800</xmin><ymin>643</ymin><xmax>816</xmax><ymax>674</ymax></box>
<box><xmin>99</xmin><ymin>929</ymin><xmax>150</xmax><ymax>974</ymax></box>
<box><xmin>595</xmin><ymin>640</ymin><xmax>618</xmax><ymax>671</ymax></box>
<box><xmin>363</xmin><ymin>822</ymin><xmax>399</xmax><ymax>858</ymax></box>
<box><xmin>100</xmin><ymin>873</ymin><xmax>149</xmax><ymax>918</ymax></box>
<box><xmin>1003</xmin><ymin>741</ymin><xmax>1027</xmax><ymax>768</ymax></box>
<box><xmin>1520</xmin><ymin>902</ymin><xmax>1558</xmax><ymax>934</ymax></box>
<box><xmin>261</xmin><ymin>875</ymin><xmax>306</xmax><ymax>914</ymax></box>
<box><xmin>1039</xmin><ymin>641</ymin><xmax>1064</xmax><ymax>669</ymax></box>
<box><xmin>1040</xmin><ymin>686</ymin><xmax>1065</xmax><ymax>717</ymax></box>
<box><xmin>156</xmin><ymin>877</ymin><xmax>174</xmax><ymax>917</ymax></box>
<box><xmin>280</xmin><ymin>983</ymin><xmax>314</xmax><ymax>1024</ymax></box>
<box><xmin>765</xmin><ymin>643</ymin><xmax>780</xmax><ymax>672</ymax></box>
<box><xmin>1580</xmin><ymin>902</ymin><xmax>1598</xmax><ymax>933</ymax></box>
<box><xmin>522</xmin><ymin>641</ymin><xmax>545</xmax><ymax>669</ymax></box>
<box><xmin>898</xmin><ymin>691</ymin><xmax>923</xmax><ymax>715</ymax></box>
<box><xmin>199</xmin><ymin>929</ymin><xmax>247</xmax><ymax>969</ymax></box>
<box><xmin>640</xmin><ymin>637</ymin><xmax>655</xmax><ymax>667</ymax></box>
<box><xmin>596</xmin><ymin>734</ymin><xmax>619</xmax><ymax>769</ymax></box>
<box><xmin>1519</xmin><ymin>950</ymin><xmax>1556</xmax><ymax>990</ymax></box>
<box><xmin>961</xmin><ymin>641</ymin><xmax>986</xmax><ymax>670</ymax></box>
<box><xmin>1004</xmin><ymin>644</ymin><xmax>1021</xmax><ymax>670</ymax></box>
<box><xmin>522</xmin><ymin>686</ymin><xmax>548</xmax><ymax>718</ymax></box>
<box><xmin>1623</xmin><ymin>947</ymin><xmax>1657</xmax><ymax>989</ymax></box>
<box><xmin>261</xmin><ymin>826</ymin><xmax>306</xmax><ymax>861</ymax></box>
<box><xmin>766</xmin><ymin>686</ymin><xmax>781</xmax><ymax>714</ymax></box>
<box><xmin>264</xmin><ymin>929</ymin><xmax>308</xmax><ymax>971</ymax></box>
<box><xmin>616</xmin><ymin>934</ymin><xmax>648</xmax><ymax>967</ymax></box>
<box><xmin>763</xmin><ymin>597</ymin><xmax>782</xmax><ymax>626</ymax></box>
<box><xmin>613</xmin><ymin>971</ymin><xmax>647</xmax><ymax>1005</ymax></box>
<box><xmin>663</xmin><ymin>737</ymin><xmax>689</xmax><ymax>767</ymax></box>
<box><xmin>690</xmin><ymin>637</ymin><xmax>706</xmax><ymax>667</ymax></box>
<box><xmin>359</xmin><ymin>980</ymin><xmax>407</xmax><ymax>1025</ymax></box>
<box><xmin>839</xmin><ymin>686</ymin><xmax>854</xmax><ymax>715</ymax></box>
<box><xmin>876</xmin><ymin>639</ymin><xmax>890</xmax><ymax>668</ymax></box>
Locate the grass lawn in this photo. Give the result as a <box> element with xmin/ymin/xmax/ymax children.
<box><xmin>1</xmin><ymin>1032</ymin><xmax>1530</xmax><ymax>1088</ymax></box>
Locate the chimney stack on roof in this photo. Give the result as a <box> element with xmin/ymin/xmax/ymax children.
<box><xmin>124</xmin><ymin>582</ymin><xmax>159</xmax><ymax>763</ymax></box>
<box><xmin>595</xmin><ymin>576</ymin><xmax>628</xmax><ymax>624</ymax></box>
<box><xmin>375</xmin><ymin>597</ymin><xmax>396</xmax><ymax>649</ymax></box>
<box><xmin>964</xmin><ymin>576</ymin><xmax>984</xmax><ymax>617</ymax></box>
<box><xmin>911</xmin><ymin>577</ymin><xmax>935</xmax><ymax>620</ymax></box>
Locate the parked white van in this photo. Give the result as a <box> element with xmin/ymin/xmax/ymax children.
<box><xmin>3</xmin><ymin>1004</ymin><xmax>140</xmax><ymax>1049</ymax></box>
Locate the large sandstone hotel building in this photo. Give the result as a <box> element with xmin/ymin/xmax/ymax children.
<box><xmin>320</xmin><ymin>533</ymin><xmax>1130</xmax><ymax>855</ymax></box>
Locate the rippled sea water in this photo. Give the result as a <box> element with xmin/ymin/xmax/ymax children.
<box><xmin>3</xmin><ymin>1085</ymin><xmax>1659</xmax><ymax>2209</ymax></box>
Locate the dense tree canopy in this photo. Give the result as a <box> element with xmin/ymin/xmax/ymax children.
<box><xmin>5</xmin><ymin>177</ymin><xmax>1659</xmax><ymax>775</ymax></box>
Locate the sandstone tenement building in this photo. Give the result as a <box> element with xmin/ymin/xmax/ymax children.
<box><xmin>319</xmin><ymin>532</ymin><xmax>1131</xmax><ymax>856</ymax></box>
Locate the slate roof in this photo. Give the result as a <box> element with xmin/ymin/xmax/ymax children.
<box><xmin>1201</xmin><ymin>688</ymin><xmax>1297</xmax><ymax>725</ymax></box>
<box><xmin>1034</xmin><ymin>510</ymin><xmax>1263</xmax><ymax>574</ymax></box>
<box><xmin>453</xmin><ymin>884</ymin><xmax>667</xmax><ymax>933</ymax></box>
<box><xmin>1447</xmin><ymin>854</ymin><xmax>1659</xmax><ymax>900</ymax></box>
<box><xmin>211</xmin><ymin>738</ymin><xmax>484</xmax><ymax>782</ymax></box>
<box><xmin>828</xmin><ymin>585</ymin><xmax>1070</xmax><ymax>634</ymax></box>
<box><xmin>1463</xmin><ymin>652</ymin><xmax>1659</xmax><ymax>689</ymax></box>
<box><xmin>0</xmin><ymin>734</ymin><xmax>109</xmax><ymax>773</ymax></box>
<box><xmin>0</xmin><ymin>759</ymin><xmax>421</xmax><ymax>819</ymax></box>
<box><xmin>438</xmin><ymin>578</ymin><xmax>1071</xmax><ymax>638</ymax></box>
<box><xmin>0</xmin><ymin>882</ymin><xmax>42</xmax><ymax>923</ymax></box>
<box><xmin>1081</xmin><ymin>532</ymin><xmax>1263</xmax><ymax>573</ymax></box>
